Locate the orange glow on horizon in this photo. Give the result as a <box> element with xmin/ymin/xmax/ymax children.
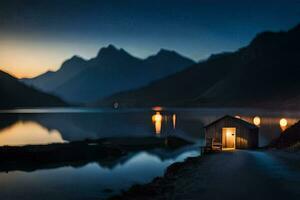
<box><xmin>0</xmin><ymin>66</ymin><xmax>52</xmax><ymax>79</ymax></box>
<box><xmin>0</xmin><ymin>40</ymin><xmax>64</xmax><ymax>78</ymax></box>
<box><xmin>0</xmin><ymin>38</ymin><xmax>94</xmax><ymax>78</ymax></box>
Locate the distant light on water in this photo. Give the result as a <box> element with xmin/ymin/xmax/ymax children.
<box><xmin>253</xmin><ymin>116</ymin><xmax>261</xmax><ymax>126</ymax></box>
<box><xmin>152</xmin><ymin>112</ymin><xmax>162</xmax><ymax>135</ymax></box>
<box><xmin>172</xmin><ymin>114</ymin><xmax>176</xmax><ymax>129</ymax></box>
<box><xmin>152</xmin><ymin>106</ymin><xmax>163</xmax><ymax>111</ymax></box>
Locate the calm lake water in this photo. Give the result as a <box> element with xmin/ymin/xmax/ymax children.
<box><xmin>0</xmin><ymin>107</ymin><xmax>299</xmax><ymax>199</ymax></box>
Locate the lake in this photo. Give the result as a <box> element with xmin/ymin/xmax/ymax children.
<box><xmin>0</xmin><ymin>107</ymin><xmax>298</xmax><ymax>199</ymax></box>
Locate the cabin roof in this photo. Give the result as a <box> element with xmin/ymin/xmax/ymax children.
<box><xmin>204</xmin><ymin>115</ymin><xmax>258</xmax><ymax>129</ymax></box>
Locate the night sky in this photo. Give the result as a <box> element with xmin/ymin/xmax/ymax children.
<box><xmin>0</xmin><ymin>0</ymin><xmax>300</xmax><ymax>78</ymax></box>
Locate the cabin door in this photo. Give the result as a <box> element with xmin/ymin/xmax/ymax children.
<box><xmin>222</xmin><ymin>128</ymin><xmax>236</xmax><ymax>149</ymax></box>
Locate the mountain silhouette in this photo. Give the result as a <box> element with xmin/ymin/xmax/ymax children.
<box><xmin>0</xmin><ymin>71</ymin><xmax>66</xmax><ymax>108</ymax></box>
<box><xmin>23</xmin><ymin>45</ymin><xmax>195</xmax><ymax>103</ymax></box>
<box><xmin>96</xmin><ymin>23</ymin><xmax>300</xmax><ymax>108</ymax></box>
<box><xmin>22</xmin><ymin>55</ymin><xmax>88</xmax><ymax>92</ymax></box>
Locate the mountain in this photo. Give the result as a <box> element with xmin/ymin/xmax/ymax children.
<box><xmin>96</xmin><ymin>23</ymin><xmax>300</xmax><ymax>108</ymax></box>
<box><xmin>54</xmin><ymin>45</ymin><xmax>144</xmax><ymax>103</ymax></box>
<box><xmin>22</xmin><ymin>55</ymin><xmax>87</xmax><ymax>92</ymax></box>
<box><xmin>22</xmin><ymin>45</ymin><xmax>195</xmax><ymax>103</ymax></box>
<box><xmin>0</xmin><ymin>71</ymin><xmax>66</xmax><ymax>108</ymax></box>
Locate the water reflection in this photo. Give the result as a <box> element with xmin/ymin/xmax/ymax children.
<box><xmin>0</xmin><ymin>108</ymin><xmax>299</xmax><ymax>199</ymax></box>
<box><xmin>152</xmin><ymin>112</ymin><xmax>162</xmax><ymax>135</ymax></box>
<box><xmin>0</xmin><ymin>108</ymin><xmax>299</xmax><ymax>147</ymax></box>
<box><xmin>172</xmin><ymin>114</ymin><xmax>176</xmax><ymax>129</ymax></box>
<box><xmin>0</xmin><ymin>150</ymin><xmax>200</xmax><ymax>200</ymax></box>
<box><xmin>151</xmin><ymin>113</ymin><xmax>178</xmax><ymax>136</ymax></box>
<box><xmin>0</xmin><ymin>121</ymin><xmax>66</xmax><ymax>146</ymax></box>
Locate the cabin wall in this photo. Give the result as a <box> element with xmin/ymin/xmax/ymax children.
<box><xmin>205</xmin><ymin>118</ymin><xmax>258</xmax><ymax>149</ymax></box>
<box><xmin>205</xmin><ymin>123</ymin><xmax>222</xmax><ymax>143</ymax></box>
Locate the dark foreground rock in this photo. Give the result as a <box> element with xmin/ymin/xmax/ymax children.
<box><xmin>270</xmin><ymin>120</ymin><xmax>300</xmax><ymax>149</ymax></box>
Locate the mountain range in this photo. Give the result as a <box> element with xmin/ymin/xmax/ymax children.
<box><xmin>22</xmin><ymin>45</ymin><xmax>195</xmax><ymax>103</ymax></box>
<box><xmin>0</xmin><ymin>71</ymin><xmax>66</xmax><ymax>108</ymax></box>
<box><xmin>96</xmin><ymin>23</ymin><xmax>300</xmax><ymax>109</ymax></box>
<box><xmin>4</xmin><ymin>23</ymin><xmax>300</xmax><ymax>109</ymax></box>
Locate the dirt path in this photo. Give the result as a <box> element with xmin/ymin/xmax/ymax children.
<box><xmin>114</xmin><ymin>150</ymin><xmax>300</xmax><ymax>200</ymax></box>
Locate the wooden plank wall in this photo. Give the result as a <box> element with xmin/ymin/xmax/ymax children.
<box><xmin>205</xmin><ymin>118</ymin><xmax>258</xmax><ymax>149</ymax></box>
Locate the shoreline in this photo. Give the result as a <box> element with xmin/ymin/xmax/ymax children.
<box><xmin>0</xmin><ymin>136</ymin><xmax>191</xmax><ymax>172</ymax></box>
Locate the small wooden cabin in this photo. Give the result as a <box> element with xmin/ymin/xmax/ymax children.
<box><xmin>204</xmin><ymin>115</ymin><xmax>259</xmax><ymax>150</ymax></box>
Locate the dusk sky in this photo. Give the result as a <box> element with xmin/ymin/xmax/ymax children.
<box><xmin>0</xmin><ymin>0</ymin><xmax>300</xmax><ymax>78</ymax></box>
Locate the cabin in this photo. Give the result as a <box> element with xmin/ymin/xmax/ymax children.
<box><xmin>204</xmin><ymin>115</ymin><xmax>259</xmax><ymax>150</ymax></box>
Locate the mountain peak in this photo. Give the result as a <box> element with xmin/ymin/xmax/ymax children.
<box><xmin>97</xmin><ymin>44</ymin><xmax>119</xmax><ymax>56</ymax></box>
<box><xmin>107</xmin><ymin>44</ymin><xmax>117</xmax><ymax>49</ymax></box>
<box><xmin>56</xmin><ymin>55</ymin><xmax>87</xmax><ymax>74</ymax></box>
<box><xmin>70</xmin><ymin>55</ymin><xmax>83</xmax><ymax>60</ymax></box>
<box><xmin>96</xmin><ymin>44</ymin><xmax>135</xmax><ymax>60</ymax></box>
<box><xmin>68</xmin><ymin>55</ymin><xmax>85</xmax><ymax>62</ymax></box>
<box><xmin>156</xmin><ymin>48</ymin><xmax>178</xmax><ymax>56</ymax></box>
<box><xmin>145</xmin><ymin>49</ymin><xmax>195</xmax><ymax>64</ymax></box>
<box><xmin>62</xmin><ymin>55</ymin><xmax>86</xmax><ymax>66</ymax></box>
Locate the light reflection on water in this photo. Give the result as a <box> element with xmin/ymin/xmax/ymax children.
<box><xmin>0</xmin><ymin>150</ymin><xmax>200</xmax><ymax>200</ymax></box>
<box><xmin>0</xmin><ymin>108</ymin><xmax>299</xmax><ymax>147</ymax></box>
<box><xmin>0</xmin><ymin>121</ymin><xmax>66</xmax><ymax>146</ymax></box>
<box><xmin>151</xmin><ymin>112</ymin><xmax>177</xmax><ymax>135</ymax></box>
<box><xmin>152</xmin><ymin>112</ymin><xmax>163</xmax><ymax>135</ymax></box>
<box><xmin>172</xmin><ymin>114</ymin><xmax>176</xmax><ymax>129</ymax></box>
<box><xmin>0</xmin><ymin>108</ymin><xmax>299</xmax><ymax>199</ymax></box>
